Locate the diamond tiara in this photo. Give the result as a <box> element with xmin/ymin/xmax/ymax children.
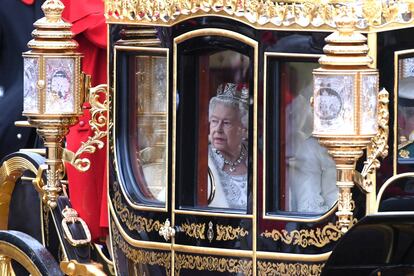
<box><xmin>216</xmin><ymin>83</ymin><xmax>249</xmax><ymax>104</ymax></box>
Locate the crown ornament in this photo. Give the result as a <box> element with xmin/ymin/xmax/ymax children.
<box><xmin>216</xmin><ymin>83</ymin><xmax>249</xmax><ymax>104</ymax></box>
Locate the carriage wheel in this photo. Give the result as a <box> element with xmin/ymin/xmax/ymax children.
<box><xmin>0</xmin><ymin>230</ymin><xmax>62</xmax><ymax>276</ymax></box>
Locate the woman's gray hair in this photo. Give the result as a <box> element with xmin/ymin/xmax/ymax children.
<box><xmin>208</xmin><ymin>96</ymin><xmax>249</xmax><ymax>130</ymax></box>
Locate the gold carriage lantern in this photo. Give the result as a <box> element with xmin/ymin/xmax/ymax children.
<box><xmin>313</xmin><ymin>17</ymin><xmax>379</xmax><ymax>233</ymax></box>
<box><xmin>21</xmin><ymin>0</ymin><xmax>84</xmax><ymax>208</ymax></box>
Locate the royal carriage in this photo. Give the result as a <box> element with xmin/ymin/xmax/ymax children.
<box><xmin>3</xmin><ymin>0</ymin><xmax>414</xmax><ymax>275</ymax></box>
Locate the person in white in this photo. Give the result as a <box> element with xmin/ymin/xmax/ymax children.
<box><xmin>208</xmin><ymin>83</ymin><xmax>249</xmax><ymax>211</ymax></box>
<box><xmin>287</xmin><ymin>83</ymin><xmax>337</xmax><ymax>213</ymax></box>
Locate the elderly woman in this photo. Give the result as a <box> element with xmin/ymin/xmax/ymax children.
<box><xmin>208</xmin><ymin>83</ymin><xmax>249</xmax><ymax>211</ymax></box>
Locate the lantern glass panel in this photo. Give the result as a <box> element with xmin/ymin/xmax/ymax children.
<box><xmin>313</xmin><ymin>74</ymin><xmax>355</xmax><ymax>135</ymax></box>
<box><xmin>45</xmin><ymin>58</ymin><xmax>75</xmax><ymax>114</ymax></box>
<box><xmin>360</xmin><ymin>73</ymin><xmax>378</xmax><ymax>135</ymax></box>
<box><xmin>23</xmin><ymin>57</ymin><xmax>40</xmax><ymax>113</ymax></box>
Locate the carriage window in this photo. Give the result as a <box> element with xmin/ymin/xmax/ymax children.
<box><xmin>266</xmin><ymin>58</ymin><xmax>337</xmax><ymax>215</ymax></box>
<box><xmin>117</xmin><ymin>51</ymin><xmax>168</xmax><ymax>204</ymax></box>
<box><xmin>176</xmin><ymin>38</ymin><xmax>253</xmax><ymax>213</ymax></box>
<box><xmin>397</xmin><ymin>57</ymin><xmax>414</xmax><ymax>162</ymax></box>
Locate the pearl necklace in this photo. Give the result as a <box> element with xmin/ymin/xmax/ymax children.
<box><xmin>215</xmin><ymin>148</ymin><xmax>246</xmax><ymax>172</ymax></box>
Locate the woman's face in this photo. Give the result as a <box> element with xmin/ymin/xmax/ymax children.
<box><xmin>209</xmin><ymin>103</ymin><xmax>246</xmax><ymax>157</ymax></box>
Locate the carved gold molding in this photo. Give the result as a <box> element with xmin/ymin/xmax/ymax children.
<box><xmin>175</xmin><ymin>253</ymin><xmax>252</xmax><ymax>276</ymax></box>
<box><xmin>111</xmin><ymin>223</ymin><xmax>171</xmax><ymax>274</ymax></box>
<box><xmin>216</xmin><ymin>224</ymin><xmax>249</xmax><ymax>241</ymax></box>
<box><xmin>257</xmin><ymin>261</ymin><xmax>324</xmax><ymax>276</ymax></box>
<box><xmin>65</xmin><ymin>84</ymin><xmax>110</xmax><ymax>172</ymax></box>
<box><xmin>359</xmin><ymin>88</ymin><xmax>390</xmax><ymax>192</ymax></box>
<box><xmin>181</xmin><ymin>222</ymin><xmax>206</xmax><ymax>240</ymax></box>
<box><xmin>260</xmin><ymin>222</ymin><xmax>343</xmax><ymax>248</ymax></box>
<box><xmin>112</xmin><ymin>182</ymin><xmax>162</xmax><ymax>233</ymax></box>
<box><xmin>104</xmin><ymin>0</ymin><xmax>414</xmax><ymax>31</ymax></box>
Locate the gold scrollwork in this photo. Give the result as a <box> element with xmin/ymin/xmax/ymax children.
<box><xmin>216</xmin><ymin>224</ymin><xmax>249</xmax><ymax>241</ymax></box>
<box><xmin>104</xmin><ymin>0</ymin><xmax>414</xmax><ymax>30</ymax></box>
<box><xmin>359</xmin><ymin>88</ymin><xmax>389</xmax><ymax>192</ymax></box>
<box><xmin>180</xmin><ymin>222</ymin><xmax>206</xmax><ymax>240</ymax></box>
<box><xmin>70</xmin><ymin>84</ymin><xmax>111</xmax><ymax>172</ymax></box>
<box><xmin>112</xmin><ymin>182</ymin><xmax>162</xmax><ymax>233</ymax></box>
<box><xmin>111</xmin><ymin>223</ymin><xmax>171</xmax><ymax>275</ymax></box>
<box><xmin>175</xmin><ymin>253</ymin><xmax>252</xmax><ymax>276</ymax></box>
<box><xmin>257</xmin><ymin>261</ymin><xmax>324</xmax><ymax>276</ymax></box>
<box><xmin>260</xmin><ymin>222</ymin><xmax>342</xmax><ymax>248</ymax></box>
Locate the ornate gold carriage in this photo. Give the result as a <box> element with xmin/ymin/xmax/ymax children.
<box><xmin>3</xmin><ymin>0</ymin><xmax>414</xmax><ymax>275</ymax></box>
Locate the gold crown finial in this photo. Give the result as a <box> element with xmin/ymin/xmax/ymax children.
<box><xmin>42</xmin><ymin>0</ymin><xmax>65</xmax><ymax>23</ymax></box>
<box><xmin>336</xmin><ymin>16</ymin><xmax>356</xmax><ymax>36</ymax></box>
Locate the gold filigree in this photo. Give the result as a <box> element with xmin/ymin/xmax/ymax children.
<box><xmin>260</xmin><ymin>222</ymin><xmax>342</xmax><ymax>248</ymax></box>
<box><xmin>111</xmin><ymin>223</ymin><xmax>171</xmax><ymax>275</ymax></box>
<box><xmin>257</xmin><ymin>261</ymin><xmax>324</xmax><ymax>276</ymax></box>
<box><xmin>216</xmin><ymin>224</ymin><xmax>249</xmax><ymax>241</ymax></box>
<box><xmin>104</xmin><ymin>0</ymin><xmax>414</xmax><ymax>30</ymax></box>
<box><xmin>112</xmin><ymin>182</ymin><xmax>162</xmax><ymax>233</ymax></box>
<box><xmin>180</xmin><ymin>222</ymin><xmax>206</xmax><ymax>239</ymax></box>
<box><xmin>359</xmin><ymin>88</ymin><xmax>389</xmax><ymax>192</ymax></box>
<box><xmin>175</xmin><ymin>253</ymin><xmax>252</xmax><ymax>276</ymax></box>
<box><xmin>70</xmin><ymin>84</ymin><xmax>110</xmax><ymax>172</ymax></box>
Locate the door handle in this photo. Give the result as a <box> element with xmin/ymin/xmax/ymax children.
<box><xmin>159</xmin><ymin>219</ymin><xmax>175</xmax><ymax>241</ymax></box>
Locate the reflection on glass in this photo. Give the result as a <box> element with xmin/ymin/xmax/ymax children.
<box><xmin>208</xmin><ymin>83</ymin><xmax>249</xmax><ymax>210</ymax></box>
<box><xmin>281</xmin><ymin>62</ymin><xmax>337</xmax><ymax>214</ymax></box>
<box><xmin>132</xmin><ymin>55</ymin><xmax>167</xmax><ymax>203</ymax></box>
<box><xmin>45</xmin><ymin>58</ymin><xmax>75</xmax><ymax>114</ymax></box>
<box><xmin>187</xmin><ymin>50</ymin><xmax>251</xmax><ymax>212</ymax></box>
<box><xmin>23</xmin><ymin>57</ymin><xmax>39</xmax><ymax>113</ymax></box>
<box><xmin>397</xmin><ymin>68</ymin><xmax>414</xmax><ymax>161</ymax></box>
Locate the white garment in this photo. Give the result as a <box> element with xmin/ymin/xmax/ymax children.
<box><xmin>289</xmin><ymin>137</ymin><xmax>338</xmax><ymax>213</ymax></box>
<box><xmin>208</xmin><ymin>145</ymin><xmax>248</xmax><ymax>210</ymax></box>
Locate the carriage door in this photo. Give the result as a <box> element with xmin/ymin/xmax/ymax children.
<box><xmin>172</xmin><ymin>29</ymin><xmax>257</xmax><ymax>275</ymax></box>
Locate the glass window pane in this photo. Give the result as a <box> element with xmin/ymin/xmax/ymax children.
<box><xmin>176</xmin><ymin>38</ymin><xmax>252</xmax><ymax>213</ymax></box>
<box><xmin>267</xmin><ymin>59</ymin><xmax>337</xmax><ymax>215</ymax></box>
<box><xmin>397</xmin><ymin>57</ymin><xmax>414</xmax><ymax>162</ymax></box>
<box><xmin>130</xmin><ymin>55</ymin><xmax>168</xmax><ymax>203</ymax></box>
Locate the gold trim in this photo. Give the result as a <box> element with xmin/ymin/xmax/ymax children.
<box><xmin>262</xmin><ymin>52</ymin><xmax>339</xmax><ymax>223</ymax></box>
<box><xmin>376</xmin><ymin>172</ymin><xmax>414</xmax><ymax>212</ymax></box>
<box><xmin>175</xmin><ymin>253</ymin><xmax>252</xmax><ymax>276</ymax></box>
<box><xmin>0</xmin><ymin>241</ymin><xmax>43</xmax><ymax>276</ymax></box>
<box><xmin>216</xmin><ymin>224</ymin><xmax>248</xmax><ymax>241</ymax></box>
<box><xmin>112</xmin><ymin>182</ymin><xmax>163</xmax><ymax>235</ymax></box>
<box><xmin>174</xmin><ymin>209</ymin><xmax>253</xmax><ymax>218</ymax></box>
<box><xmin>104</xmin><ymin>0</ymin><xmax>414</xmax><ymax>33</ymax></box>
<box><xmin>113</xmin><ymin>46</ymin><xmax>169</xmax><ymax>212</ymax></box>
<box><xmin>393</xmin><ymin>49</ymin><xmax>414</xmax><ymax>176</ymax></box>
<box><xmin>69</xmin><ymin>84</ymin><xmax>110</xmax><ymax>172</ymax></box>
<box><xmin>359</xmin><ymin>88</ymin><xmax>389</xmax><ymax>192</ymax></box>
<box><xmin>257</xmin><ymin>261</ymin><xmax>324</xmax><ymax>276</ymax></box>
<box><xmin>0</xmin><ymin>156</ymin><xmax>42</xmax><ymax>230</ymax></box>
<box><xmin>260</xmin><ymin>222</ymin><xmax>343</xmax><ymax>248</ymax></box>
<box><xmin>256</xmin><ymin>251</ymin><xmax>331</xmax><ymax>262</ymax></box>
<box><xmin>111</xmin><ymin>222</ymin><xmax>171</xmax><ymax>275</ymax></box>
<box><xmin>110</xmin><ymin>198</ymin><xmax>172</xmax><ymax>250</ymax></box>
<box><xmin>173</xmin><ymin>244</ymin><xmax>252</xmax><ymax>258</ymax></box>
<box><xmin>180</xmin><ymin>222</ymin><xmax>205</xmax><ymax>240</ymax></box>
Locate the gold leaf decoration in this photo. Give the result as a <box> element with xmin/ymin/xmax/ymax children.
<box><xmin>175</xmin><ymin>253</ymin><xmax>252</xmax><ymax>276</ymax></box>
<box><xmin>112</xmin><ymin>182</ymin><xmax>162</xmax><ymax>233</ymax></box>
<box><xmin>180</xmin><ymin>222</ymin><xmax>206</xmax><ymax>239</ymax></box>
<box><xmin>257</xmin><ymin>261</ymin><xmax>324</xmax><ymax>276</ymax></box>
<box><xmin>72</xmin><ymin>84</ymin><xmax>111</xmax><ymax>172</ymax></box>
<box><xmin>260</xmin><ymin>222</ymin><xmax>342</xmax><ymax>248</ymax></box>
<box><xmin>104</xmin><ymin>0</ymin><xmax>414</xmax><ymax>30</ymax></box>
<box><xmin>111</xmin><ymin>223</ymin><xmax>171</xmax><ymax>274</ymax></box>
<box><xmin>216</xmin><ymin>224</ymin><xmax>249</xmax><ymax>241</ymax></box>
